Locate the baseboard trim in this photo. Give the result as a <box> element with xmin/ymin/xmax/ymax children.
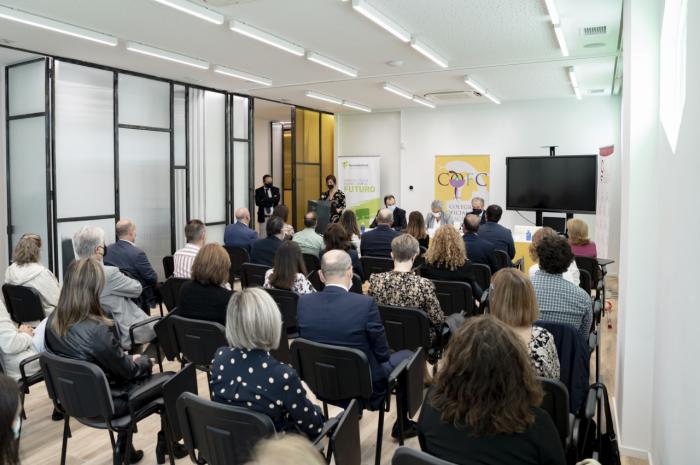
<box><xmin>612</xmin><ymin>396</ymin><xmax>652</xmax><ymax>461</ymax></box>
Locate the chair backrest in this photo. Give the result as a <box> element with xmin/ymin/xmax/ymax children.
<box><xmin>403</xmin><ymin>348</ymin><xmax>426</xmax><ymax>418</ymax></box>
<box><xmin>392</xmin><ymin>447</ymin><xmax>457</xmax><ymax>465</ymax></box>
<box><xmin>378</xmin><ymin>305</ymin><xmax>431</xmax><ymax>353</ymax></box>
<box><xmin>264</xmin><ymin>288</ymin><xmax>299</xmax><ymax>332</ymax></box>
<box><xmin>430</xmin><ymin>280</ymin><xmax>474</xmax><ymax>317</ymax></box>
<box><xmin>160</xmin><ymin>277</ymin><xmax>189</xmax><ymax>311</ymax></box>
<box><xmin>170</xmin><ymin>315</ymin><xmax>228</xmax><ymax>368</ymax></box>
<box><xmin>538</xmin><ymin>377</ymin><xmax>570</xmax><ymax>446</ymax></box>
<box><xmin>163</xmin><ymin>363</ymin><xmax>198</xmax><ymax>442</ymax></box>
<box><xmin>578</xmin><ymin>269</ymin><xmax>592</xmax><ymax>295</ymax></box>
<box><xmin>225</xmin><ymin>246</ymin><xmax>250</xmax><ymax>283</ymax></box>
<box><xmin>163</xmin><ymin>256</ymin><xmax>175</xmax><ymax>278</ymax></box>
<box><xmin>303</xmin><ymin>254</ymin><xmax>321</xmax><ymax>274</ymax></box>
<box><xmin>350</xmin><ymin>273</ymin><xmax>363</xmax><ymax>294</ymax></box>
<box><xmin>493</xmin><ymin>249</ymin><xmax>510</xmax><ymax>270</ymax></box>
<box><xmin>360</xmin><ymin>256</ymin><xmax>394</xmax><ymax>281</ymax></box>
<box><xmin>241</xmin><ymin>263</ymin><xmax>270</xmax><ymax>288</ymax></box>
<box><xmin>412</xmin><ymin>255</ymin><xmax>426</xmax><ymax>270</ymax></box>
<box><xmin>177</xmin><ymin>391</ymin><xmax>276</xmax><ymax>465</ymax></box>
<box><xmin>39</xmin><ymin>352</ymin><xmax>114</xmax><ymax>421</ymax></box>
<box><xmin>1</xmin><ymin>284</ymin><xmax>46</xmax><ymax>324</ymax></box>
<box><xmin>154</xmin><ymin>312</ymin><xmax>180</xmax><ymax>361</ymax></box>
<box><xmin>290</xmin><ymin>338</ymin><xmax>373</xmax><ymax>402</ymax></box>
<box><xmin>330</xmin><ymin>399</ymin><xmax>361</xmax><ymax>465</ymax></box>
<box><xmin>270</xmin><ymin>324</ymin><xmax>292</xmax><ymax>365</ymax></box>
<box><xmin>307</xmin><ymin>269</ymin><xmax>325</xmax><ymax>291</ymax></box>
<box><xmin>471</xmin><ymin>263</ymin><xmax>491</xmax><ymax>292</ymax></box>
<box><xmin>574</xmin><ymin>256</ymin><xmax>600</xmax><ymax>282</ymax></box>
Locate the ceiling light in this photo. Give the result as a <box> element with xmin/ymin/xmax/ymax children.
<box><xmin>484</xmin><ymin>93</ymin><xmax>501</xmax><ymax>105</ymax></box>
<box><xmin>410</xmin><ymin>37</ymin><xmax>448</xmax><ymax>68</ymax></box>
<box><xmin>214</xmin><ymin>65</ymin><xmax>271</xmax><ymax>86</ymax></box>
<box><xmin>305</xmin><ymin>51</ymin><xmax>358</xmax><ymax>77</ymax></box>
<box><xmin>543</xmin><ymin>0</ymin><xmax>561</xmax><ymax>25</ymax></box>
<box><xmin>554</xmin><ymin>25</ymin><xmax>569</xmax><ymax>56</ymax></box>
<box><xmin>412</xmin><ymin>96</ymin><xmax>436</xmax><ymax>109</ymax></box>
<box><xmin>383</xmin><ymin>82</ymin><xmax>413</xmax><ymax>100</ymax></box>
<box><xmin>464</xmin><ymin>76</ymin><xmax>486</xmax><ymax>94</ymax></box>
<box><xmin>229</xmin><ymin>20</ymin><xmax>305</xmax><ymax>56</ymax></box>
<box><xmin>305</xmin><ymin>91</ymin><xmax>343</xmax><ymax>105</ymax></box>
<box><xmin>151</xmin><ymin>0</ymin><xmax>224</xmax><ymax>25</ymax></box>
<box><xmin>574</xmin><ymin>87</ymin><xmax>582</xmax><ymax>100</ymax></box>
<box><xmin>568</xmin><ymin>66</ymin><xmax>581</xmax><ymax>100</ymax></box>
<box><xmin>125</xmin><ymin>42</ymin><xmax>209</xmax><ymax>69</ymax></box>
<box><xmin>351</xmin><ymin>0</ymin><xmax>411</xmax><ymax>42</ymax></box>
<box><xmin>0</xmin><ymin>5</ymin><xmax>118</xmax><ymax>46</ymax></box>
<box><xmin>342</xmin><ymin>101</ymin><xmax>372</xmax><ymax>112</ymax></box>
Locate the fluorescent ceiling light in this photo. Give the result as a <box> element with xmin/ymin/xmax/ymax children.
<box><xmin>464</xmin><ymin>76</ymin><xmax>486</xmax><ymax>94</ymax></box>
<box><xmin>230</xmin><ymin>20</ymin><xmax>305</xmax><ymax>56</ymax></box>
<box><xmin>383</xmin><ymin>82</ymin><xmax>413</xmax><ymax>100</ymax></box>
<box><xmin>305</xmin><ymin>91</ymin><xmax>343</xmax><ymax>105</ymax></box>
<box><xmin>305</xmin><ymin>51</ymin><xmax>358</xmax><ymax>77</ymax></box>
<box><xmin>484</xmin><ymin>93</ymin><xmax>501</xmax><ymax>105</ymax></box>
<box><xmin>573</xmin><ymin>87</ymin><xmax>582</xmax><ymax>100</ymax></box>
<box><xmin>342</xmin><ymin>101</ymin><xmax>372</xmax><ymax>112</ymax></box>
<box><xmin>543</xmin><ymin>0</ymin><xmax>561</xmax><ymax>25</ymax></box>
<box><xmin>0</xmin><ymin>5</ymin><xmax>118</xmax><ymax>46</ymax></box>
<box><xmin>151</xmin><ymin>0</ymin><xmax>224</xmax><ymax>25</ymax></box>
<box><xmin>126</xmin><ymin>42</ymin><xmax>209</xmax><ymax>69</ymax></box>
<box><xmin>410</xmin><ymin>37</ymin><xmax>448</xmax><ymax>68</ymax></box>
<box><xmin>351</xmin><ymin>0</ymin><xmax>411</xmax><ymax>42</ymax></box>
<box><xmin>567</xmin><ymin>66</ymin><xmax>578</xmax><ymax>88</ymax></box>
<box><xmin>554</xmin><ymin>25</ymin><xmax>569</xmax><ymax>56</ymax></box>
<box><xmin>412</xmin><ymin>96</ymin><xmax>436</xmax><ymax>109</ymax></box>
<box><xmin>214</xmin><ymin>65</ymin><xmax>271</xmax><ymax>86</ymax></box>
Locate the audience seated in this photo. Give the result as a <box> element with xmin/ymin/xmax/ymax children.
<box><xmin>369</xmin><ymin>195</ymin><xmax>408</xmax><ymax>231</ymax></box>
<box><xmin>224</xmin><ymin>207</ymin><xmax>258</xmax><ymax>253</ymax></box>
<box><xmin>531</xmin><ymin>236</ymin><xmax>593</xmax><ymax>341</ymax></box>
<box><xmin>210</xmin><ymin>288</ymin><xmax>325</xmax><ymax>437</ymax></box>
<box><xmin>4</xmin><ymin>233</ymin><xmax>60</xmax><ymax>317</ymax></box>
<box><xmin>0</xmin><ymin>299</ymin><xmax>39</xmax><ymax>381</ymax></box>
<box><xmin>467</xmin><ymin>196</ymin><xmax>487</xmax><ymax>225</ymax></box>
<box><xmin>567</xmin><ymin>218</ymin><xmax>598</xmax><ymax>258</ymax></box>
<box><xmin>360</xmin><ymin>208</ymin><xmax>399</xmax><ymax>258</ymax></box>
<box><xmin>339</xmin><ymin>210</ymin><xmax>362</xmax><ymax>255</ymax></box>
<box><xmin>264</xmin><ymin>241</ymin><xmax>315</xmax><ymax>294</ymax></box>
<box><xmin>292</xmin><ymin>211</ymin><xmax>325</xmax><ymax>258</ymax></box>
<box><xmin>251</xmin><ymin>217</ymin><xmax>286</xmax><ymax>267</ymax></box>
<box><xmin>323</xmin><ymin>223</ymin><xmax>363</xmax><ymax>279</ymax></box>
<box><xmin>463</xmin><ymin>214</ymin><xmax>499</xmax><ymax>272</ymax></box>
<box><xmin>272</xmin><ymin>205</ymin><xmax>295</xmax><ymax>239</ymax></box>
<box><xmin>422</xmin><ymin>225</ymin><xmax>483</xmax><ymax>299</ymax></box>
<box><xmin>0</xmin><ymin>374</ymin><xmax>21</xmax><ymax>465</ymax></box>
<box><xmin>490</xmin><ymin>269</ymin><xmax>560</xmax><ymax>379</ymax></box>
<box><xmin>172</xmin><ymin>219</ymin><xmax>206</xmax><ymax>279</ymax></box>
<box><xmin>177</xmin><ymin>244</ymin><xmax>233</xmax><ymax>326</ymax></box>
<box><xmin>405</xmin><ymin>211</ymin><xmax>430</xmax><ymax>249</ymax></box>
<box><xmin>73</xmin><ymin>226</ymin><xmax>155</xmax><ymax>350</ymax></box>
<box><xmin>528</xmin><ymin>227</ymin><xmax>580</xmax><ymax>285</ymax></box>
<box><xmin>478</xmin><ymin>205</ymin><xmax>515</xmax><ymax>259</ymax></box>
<box><xmin>417</xmin><ymin>316</ymin><xmax>566</xmax><ymax>465</ymax></box>
<box><xmin>425</xmin><ymin>200</ymin><xmax>453</xmax><ymax>230</ymax></box>
<box><xmin>245</xmin><ymin>435</ymin><xmax>326</xmax><ymax>465</ymax></box>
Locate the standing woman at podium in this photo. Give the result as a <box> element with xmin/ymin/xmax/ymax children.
<box><xmin>320</xmin><ymin>174</ymin><xmax>346</xmax><ymax>223</ymax></box>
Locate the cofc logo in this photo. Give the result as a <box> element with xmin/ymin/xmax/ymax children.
<box><xmin>437</xmin><ymin>170</ymin><xmax>488</xmax><ymax>187</ymax></box>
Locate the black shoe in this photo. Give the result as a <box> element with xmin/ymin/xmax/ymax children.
<box><xmin>391</xmin><ymin>419</ymin><xmax>418</xmax><ymax>440</ymax></box>
<box><xmin>156</xmin><ymin>431</ymin><xmax>188</xmax><ymax>464</ymax></box>
<box><xmin>117</xmin><ymin>435</ymin><xmax>144</xmax><ymax>464</ymax></box>
<box><xmin>51</xmin><ymin>408</ymin><xmax>64</xmax><ymax>421</ymax></box>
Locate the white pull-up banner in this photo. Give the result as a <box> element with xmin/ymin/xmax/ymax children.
<box><xmin>337</xmin><ymin>156</ymin><xmax>382</xmax><ymax>229</ymax></box>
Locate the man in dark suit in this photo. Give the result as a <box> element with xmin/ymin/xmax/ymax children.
<box><xmin>254</xmin><ymin>174</ymin><xmax>281</xmax><ymax>237</ymax></box>
<box><xmin>463</xmin><ymin>214</ymin><xmax>499</xmax><ymax>273</ymax></box>
<box><xmin>250</xmin><ymin>216</ymin><xmax>285</xmax><ymax>267</ymax></box>
<box><xmin>369</xmin><ymin>195</ymin><xmax>407</xmax><ymax>231</ymax></box>
<box><xmin>361</xmin><ymin>209</ymin><xmax>400</xmax><ymax>258</ymax></box>
<box><xmin>224</xmin><ymin>207</ymin><xmax>258</xmax><ymax>253</ymax></box>
<box><xmin>478</xmin><ymin>204</ymin><xmax>515</xmax><ymax>259</ymax></box>
<box><xmin>297</xmin><ymin>250</ymin><xmax>414</xmax><ymax>436</ymax></box>
<box><xmin>466</xmin><ymin>196</ymin><xmax>487</xmax><ymax>225</ymax></box>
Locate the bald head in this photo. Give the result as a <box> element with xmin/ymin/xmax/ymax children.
<box><xmin>320</xmin><ymin>249</ymin><xmax>353</xmax><ymax>287</ymax></box>
<box><xmin>376</xmin><ymin>208</ymin><xmax>394</xmax><ymax>226</ymax></box>
<box><xmin>464</xmin><ymin>213</ymin><xmax>481</xmax><ymax>233</ymax></box>
<box><xmin>116</xmin><ymin>219</ymin><xmax>135</xmax><ymax>241</ymax></box>
<box><xmin>235</xmin><ymin>207</ymin><xmax>251</xmax><ymax>225</ymax></box>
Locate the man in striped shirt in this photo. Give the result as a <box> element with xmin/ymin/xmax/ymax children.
<box><xmin>173</xmin><ymin>219</ymin><xmax>206</xmax><ymax>279</ymax></box>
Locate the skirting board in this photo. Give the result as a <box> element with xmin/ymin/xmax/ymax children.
<box><xmin>612</xmin><ymin>396</ymin><xmax>652</xmax><ymax>461</ymax></box>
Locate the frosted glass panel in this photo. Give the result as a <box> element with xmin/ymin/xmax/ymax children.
<box><xmin>233</xmin><ymin>95</ymin><xmax>248</xmax><ymax>139</ymax></box>
<box><xmin>55</xmin><ymin>61</ymin><xmax>114</xmax><ymax>218</ymax></box>
<box><xmin>174</xmin><ymin>169</ymin><xmax>187</xmax><ymax>249</ymax></box>
<box><xmin>119</xmin><ymin>129</ymin><xmax>171</xmax><ymax>280</ymax></box>
<box><xmin>57</xmin><ymin>218</ymin><xmax>115</xmax><ymax>280</ymax></box>
<box><xmin>233</xmin><ymin>141</ymin><xmax>249</xmax><ymax>211</ymax></box>
<box><xmin>8</xmin><ymin>60</ymin><xmax>44</xmax><ymax>116</ymax></box>
<box><xmin>118</xmin><ymin>74</ymin><xmax>169</xmax><ymax>128</ymax></box>
<box><xmin>8</xmin><ymin>117</ymin><xmax>49</xmax><ymax>266</ymax></box>
<box><xmin>206</xmin><ymin>225</ymin><xmax>225</xmax><ymax>245</ymax></box>
<box><xmin>174</xmin><ymin>85</ymin><xmax>186</xmax><ymax>165</ymax></box>
<box><xmin>204</xmin><ymin>91</ymin><xmax>226</xmax><ymax>223</ymax></box>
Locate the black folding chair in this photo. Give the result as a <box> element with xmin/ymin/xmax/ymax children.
<box><xmin>392</xmin><ymin>447</ymin><xmax>457</xmax><ymax>465</ymax></box>
<box><xmin>579</xmin><ymin>269</ymin><xmax>592</xmax><ymax>295</ymax></box>
<box><xmin>303</xmin><ymin>253</ymin><xmax>321</xmax><ymax>273</ymax></box>
<box><xmin>378</xmin><ymin>305</ymin><xmax>431</xmax><ymax>355</ymax></box>
<box><xmin>162</xmin><ymin>256</ymin><xmax>174</xmax><ymax>278</ymax></box>
<box><xmin>493</xmin><ymin>249</ymin><xmax>511</xmax><ymax>270</ymax></box>
<box><xmin>161</xmin><ymin>363</ymin><xmax>198</xmax><ymax>463</ymax></box>
<box><xmin>169</xmin><ymin>316</ymin><xmax>228</xmax><ymax>378</ymax></box>
<box><xmin>350</xmin><ymin>273</ymin><xmax>363</xmax><ymax>294</ymax></box>
<box><xmin>2</xmin><ymin>284</ymin><xmax>45</xmax><ymax>324</ymax></box>
<box><xmin>360</xmin><ymin>256</ymin><xmax>393</xmax><ymax>281</ymax></box>
<box><xmin>241</xmin><ymin>263</ymin><xmax>270</xmax><ymax>288</ymax></box>
<box><xmin>575</xmin><ymin>256</ymin><xmax>603</xmax><ymax>298</ymax></box>
<box><xmin>430</xmin><ymin>280</ymin><xmax>474</xmax><ymax>316</ymax></box>
<box><xmin>322</xmin><ymin>399</ymin><xmax>361</xmax><ymax>465</ymax></box>
<box><xmin>394</xmin><ymin>348</ymin><xmax>425</xmax><ymax>445</ymax></box>
<box><xmin>307</xmin><ymin>269</ymin><xmax>325</xmax><ymax>291</ymax></box>
<box><xmin>471</xmin><ymin>263</ymin><xmax>491</xmax><ymax>293</ymax></box>
<box><xmin>539</xmin><ymin>377</ymin><xmax>572</xmax><ymax>448</ymax></box>
<box><xmin>264</xmin><ymin>288</ymin><xmax>299</xmax><ymax>337</ymax></box>
<box><xmin>270</xmin><ymin>323</ymin><xmax>292</xmax><ymax>365</ymax></box>
<box><xmin>225</xmin><ymin>246</ymin><xmax>250</xmax><ymax>284</ymax></box>
<box><xmin>160</xmin><ymin>277</ymin><xmax>189</xmax><ymax>312</ymax></box>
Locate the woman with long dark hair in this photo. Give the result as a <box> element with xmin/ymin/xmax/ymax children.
<box><xmin>322</xmin><ymin>223</ymin><xmax>363</xmax><ymax>279</ymax></box>
<box><xmin>263</xmin><ymin>241</ymin><xmax>315</xmax><ymax>294</ymax></box>
<box><xmin>339</xmin><ymin>210</ymin><xmax>361</xmax><ymax>255</ymax></box>
<box><xmin>0</xmin><ymin>374</ymin><xmax>20</xmax><ymax>465</ymax></box>
<box><xmin>405</xmin><ymin>211</ymin><xmax>429</xmax><ymax>249</ymax></box>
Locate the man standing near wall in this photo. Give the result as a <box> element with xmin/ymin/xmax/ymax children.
<box><xmin>254</xmin><ymin>174</ymin><xmax>280</xmax><ymax>238</ymax></box>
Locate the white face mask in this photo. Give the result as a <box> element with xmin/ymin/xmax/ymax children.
<box><xmin>388</xmin><ymin>205</ymin><xmax>397</xmax><ymax>212</ymax></box>
<box><xmin>432</xmin><ymin>211</ymin><xmax>441</xmax><ymax>218</ymax></box>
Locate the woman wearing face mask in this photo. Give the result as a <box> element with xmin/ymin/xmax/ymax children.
<box><xmin>320</xmin><ymin>175</ymin><xmax>346</xmax><ymax>223</ymax></box>
<box><xmin>0</xmin><ymin>374</ymin><xmax>21</xmax><ymax>465</ymax></box>
<box><xmin>425</xmin><ymin>200</ymin><xmax>453</xmax><ymax>231</ymax></box>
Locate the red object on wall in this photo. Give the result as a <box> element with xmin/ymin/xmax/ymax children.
<box><xmin>599</xmin><ymin>145</ymin><xmax>614</xmax><ymax>157</ymax></box>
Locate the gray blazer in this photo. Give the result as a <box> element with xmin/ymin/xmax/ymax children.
<box><xmin>424</xmin><ymin>210</ymin><xmax>454</xmax><ymax>230</ymax></box>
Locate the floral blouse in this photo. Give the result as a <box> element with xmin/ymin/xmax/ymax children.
<box><xmin>263</xmin><ymin>269</ymin><xmax>316</xmax><ymax>295</ymax></box>
<box><xmin>321</xmin><ymin>189</ymin><xmax>346</xmax><ymax>223</ymax></box>
<box><xmin>528</xmin><ymin>326</ymin><xmax>560</xmax><ymax>379</ymax></box>
<box><xmin>367</xmin><ymin>271</ymin><xmax>445</xmax><ymax>327</ymax></box>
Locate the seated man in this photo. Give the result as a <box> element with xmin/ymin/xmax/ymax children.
<box><xmin>74</xmin><ymin>225</ymin><xmax>156</xmax><ymax>350</ymax></box>
<box><xmin>531</xmin><ymin>235</ymin><xmax>593</xmax><ymax>341</ymax></box>
<box><xmin>297</xmin><ymin>250</ymin><xmax>414</xmax><ymax>436</ymax></box>
<box><xmin>478</xmin><ymin>205</ymin><xmax>515</xmax><ymax>259</ymax></box>
<box><xmin>463</xmin><ymin>214</ymin><xmax>499</xmax><ymax>273</ymax></box>
<box><xmin>250</xmin><ymin>216</ymin><xmax>285</xmax><ymax>267</ymax></box>
<box><xmin>467</xmin><ymin>196</ymin><xmax>487</xmax><ymax>225</ymax></box>
<box><xmin>224</xmin><ymin>207</ymin><xmax>258</xmax><ymax>253</ymax></box>
<box><xmin>293</xmin><ymin>211</ymin><xmax>325</xmax><ymax>257</ymax></box>
<box><xmin>173</xmin><ymin>219</ymin><xmax>206</xmax><ymax>279</ymax></box>
<box><xmin>369</xmin><ymin>195</ymin><xmax>407</xmax><ymax>231</ymax></box>
<box><xmin>360</xmin><ymin>208</ymin><xmax>399</xmax><ymax>258</ymax></box>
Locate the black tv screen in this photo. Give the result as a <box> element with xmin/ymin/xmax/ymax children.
<box><xmin>506</xmin><ymin>156</ymin><xmax>597</xmax><ymax>213</ymax></box>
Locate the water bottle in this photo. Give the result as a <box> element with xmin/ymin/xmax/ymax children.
<box><xmin>526</xmin><ymin>230</ymin><xmax>532</xmax><ymax>241</ymax></box>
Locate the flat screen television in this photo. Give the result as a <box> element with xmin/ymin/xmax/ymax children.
<box><xmin>506</xmin><ymin>155</ymin><xmax>597</xmax><ymax>213</ymax></box>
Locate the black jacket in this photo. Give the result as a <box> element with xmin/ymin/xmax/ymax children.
<box><xmin>254</xmin><ymin>185</ymin><xmax>281</xmax><ymax>224</ymax></box>
<box><xmin>177</xmin><ymin>280</ymin><xmax>233</xmax><ymax>326</ymax></box>
<box><xmin>464</xmin><ymin>233</ymin><xmax>499</xmax><ymax>273</ymax></box>
<box><xmin>369</xmin><ymin>207</ymin><xmax>407</xmax><ymax>231</ymax></box>
<box><xmin>360</xmin><ymin>225</ymin><xmax>399</xmax><ymax>258</ymax></box>
<box><xmin>251</xmin><ymin>236</ymin><xmax>283</xmax><ymax>267</ymax></box>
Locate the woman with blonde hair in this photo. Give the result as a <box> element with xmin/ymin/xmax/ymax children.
<box><xmin>490</xmin><ymin>268</ymin><xmax>559</xmax><ymax>379</ymax></box>
<box><xmin>528</xmin><ymin>227</ymin><xmax>580</xmax><ymax>285</ymax></box>
<box><xmin>567</xmin><ymin>218</ymin><xmax>597</xmax><ymax>258</ymax></box>
<box><xmin>422</xmin><ymin>224</ymin><xmax>482</xmax><ymax>299</ymax></box>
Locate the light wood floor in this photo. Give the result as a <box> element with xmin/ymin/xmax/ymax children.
<box><xmin>18</xmin><ymin>276</ymin><xmax>646</xmax><ymax>465</ymax></box>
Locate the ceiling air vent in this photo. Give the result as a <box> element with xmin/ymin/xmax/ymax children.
<box><xmin>582</xmin><ymin>25</ymin><xmax>607</xmax><ymax>36</ymax></box>
<box><xmin>424</xmin><ymin>90</ymin><xmax>473</xmax><ymax>102</ymax></box>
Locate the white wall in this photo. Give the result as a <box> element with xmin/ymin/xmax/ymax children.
<box><xmin>0</xmin><ymin>68</ymin><xmax>7</xmax><ymax>278</ymax></box>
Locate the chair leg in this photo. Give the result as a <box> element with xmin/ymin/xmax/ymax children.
<box><xmin>322</xmin><ymin>402</ymin><xmax>329</xmax><ymax>419</ymax></box>
<box><xmin>19</xmin><ymin>390</ymin><xmax>26</xmax><ymax>420</ymax></box>
<box><xmin>60</xmin><ymin>416</ymin><xmax>70</xmax><ymax>465</ymax></box>
<box><xmin>375</xmin><ymin>407</ymin><xmax>385</xmax><ymax>465</ymax></box>
<box><xmin>123</xmin><ymin>424</ymin><xmax>134</xmax><ymax>465</ymax></box>
<box><xmin>162</xmin><ymin>415</ymin><xmax>176</xmax><ymax>465</ymax></box>
<box><xmin>156</xmin><ymin>344</ymin><xmax>163</xmax><ymax>373</ymax></box>
<box><xmin>397</xmin><ymin>391</ymin><xmax>405</xmax><ymax>446</ymax></box>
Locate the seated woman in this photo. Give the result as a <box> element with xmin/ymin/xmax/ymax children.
<box><xmin>405</xmin><ymin>211</ymin><xmax>429</xmax><ymax>250</ymax></box>
<box><xmin>210</xmin><ymin>288</ymin><xmax>325</xmax><ymax>437</ymax></box>
<box><xmin>322</xmin><ymin>224</ymin><xmax>363</xmax><ymax>280</ymax></box>
<box><xmin>424</xmin><ymin>200</ymin><xmax>453</xmax><ymax>231</ymax></box>
<box><xmin>272</xmin><ymin>204</ymin><xmax>295</xmax><ymax>239</ymax></box>
<box><xmin>339</xmin><ymin>210</ymin><xmax>362</xmax><ymax>255</ymax></box>
<box><xmin>567</xmin><ymin>218</ymin><xmax>597</xmax><ymax>258</ymax></box>
<box><xmin>490</xmin><ymin>268</ymin><xmax>560</xmax><ymax>379</ymax></box>
<box><xmin>0</xmin><ymin>299</ymin><xmax>39</xmax><ymax>381</ymax></box>
<box><xmin>528</xmin><ymin>227</ymin><xmax>580</xmax><ymax>285</ymax></box>
<box><xmin>422</xmin><ymin>225</ymin><xmax>482</xmax><ymax>300</ymax></box>
<box><xmin>4</xmin><ymin>233</ymin><xmax>61</xmax><ymax>317</ymax></box>
<box><xmin>417</xmin><ymin>316</ymin><xmax>566</xmax><ymax>465</ymax></box>
<box><xmin>178</xmin><ymin>243</ymin><xmax>233</xmax><ymax>326</ymax></box>
<box><xmin>264</xmin><ymin>241</ymin><xmax>315</xmax><ymax>294</ymax></box>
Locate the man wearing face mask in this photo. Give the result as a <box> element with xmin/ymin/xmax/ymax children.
<box><xmin>255</xmin><ymin>175</ymin><xmax>281</xmax><ymax>237</ymax></box>
<box><xmin>320</xmin><ymin>174</ymin><xmax>346</xmax><ymax>223</ymax></box>
<box><xmin>369</xmin><ymin>195</ymin><xmax>407</xmax><ymax>231</ymax></box>
<box><xmin>467</xmin><ymin>196</ymin><xmax>487</xmax><ymax>225</ymax></box>
<box><xmin>425</xmin><ymin>200</ymin><xmax>454</xmax><ymax>231</ymax></box>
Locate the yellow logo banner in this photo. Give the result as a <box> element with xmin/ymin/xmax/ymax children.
<box><xmin>434</xmin><ymin>155</ymin><xmax>490</xmax><ymax>221</ymax></box>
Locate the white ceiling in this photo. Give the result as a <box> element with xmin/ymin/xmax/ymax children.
<box><xmin>0</xmin><ymin>0</ymin><xmax>622</xmax><ymax>113</ymax></box>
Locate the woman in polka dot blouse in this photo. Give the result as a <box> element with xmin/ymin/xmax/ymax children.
<box><xmin>210</xmin><ymin>288</ymin><xmax>325</xmax><ymax>437</ymax></box>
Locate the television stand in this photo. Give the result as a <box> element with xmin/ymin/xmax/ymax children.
<box><xmin>536</xmin><ymin>211</ymin><xmax>573</xmax><ymax>234</ymax></box>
